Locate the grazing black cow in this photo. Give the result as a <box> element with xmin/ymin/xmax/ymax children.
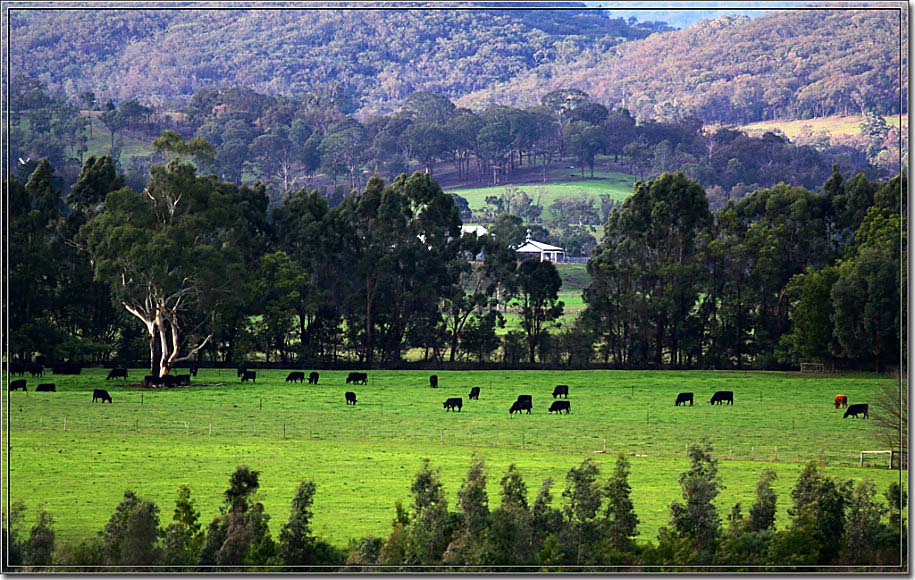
<box><xmin>162</xmin><ymin>374</ymin><xmax>179</xmax><ymax>388</ymax></box>
<box><xmin>443</xmin><ymin>397</ymin><xmax>463</xmax><ymax>412</ymax></box>
<box><xmin>844</xmin><ymin>403</ymin><xmax>869</xmax><ymax>419</ymax></box>
<box><xmin>346</xmin><ymin>372</ymin><xmax>368</xmax><ymax>385</ymax></box>
<box><xmin>144</xmin><ymin>375</ymin><xmax>163</xmax><ymax>387</ymax></box>
<box><xmin>468</xmin><ymin>386</ymin><xmax>480</xmax><ymax>400</ymax></box>
<box><xmin>549</xmin><ymin>400</ymin><xmax>571</xmax><ymax>414</ymax></box>
<box><xmin>241</xmin><ymin>371</ymin><xmax>257</xmax><ymax>383</ymax></box>
<box><xmin>308</xmin><ymin>372</ymin><xmax>319</xmax><ymax>384</ymax></box>
<box><xmin>552</xmin><ymin>384</ymin><xmax>569</xmax><ymax>398</ymax></box>
<box><xmin>29</xmin><ymin>363</ymin><xmax>44</xmax><ymax>378</ymax></box>
<box><xmin>52</xmin><ymin>362</ymin><xmax>82</xmax><ymax>375</ymax></box>
<box><xmin>345</xmin><ymin>391</ymin><xmax>357</xmax><ymax>405</ymax></box>
<box><xmin>286</xmin><ymin>372</ymin><xmax>306</xmax><ymax>383</ymax></box>
<box><xmin>172</xmin><ymin>374</ymin><xmax>191</xmax><ymax>387</ymax></box>
<box><xmin>237</xmin><ymin>366</ymin><xmax>248</xmax><ymax>377</ymax></box>
<box><xmin>9</xmin><ymin>379</ymin><xmax>27</xmax><ymax>392</ymax></box>
<box><xmin>675</xmin><ymin>392</ymin><xmax>694</xmax><ymax>406</ymax></box>
<box><xmin>9</xmin><ymin>361</ymin><xmax>25</xmax><ymax>377</ymax></box>
<box><xmin>106</xmin><ymin>368</ymin><xmax>128</xmax><ymax>380</ymax></box>
<box><xmin>430</xmin><ymin>375</ymin><xmax>439</xmax><ymax>388</ymax></box>
<box><xmin>36</xmin><ymin>383</ymin><xmax>55</xmax><ymax>392</ymax></box>
<box><xmin>710</xmin><ymin>391</ymin><xmax>734</xmax><ymax>405</ymax></box>
<box><xmin>189</xmin><ymin>364</ymin><xmax>198</xmax><ymax>377</ymax></box>
<box><xmin>512</xmin><ymin>395</ymin><xmax>533</xmax><ymax>415</ymax></box>
<box><xmin>92</xmin><ymin>389</ymin><xmax>112</xmax><ymax>403</ymax></box>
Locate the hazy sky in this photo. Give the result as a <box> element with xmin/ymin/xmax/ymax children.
<box><xmin>587</xmin><ymin>1</ymin><xmax>848</xmax><ymax>28</ymax></box>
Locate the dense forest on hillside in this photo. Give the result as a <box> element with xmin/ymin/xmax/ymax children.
<box><xmin>10</xmin><ymin>7</ymin><xmax>905</xmax><ymax>124</ymax></box>
<box><xmin>9</xmin><ymin>6</ymin><xmax>664</xmax><ymax>112</ymax></box>
<box><xmin>462</xmin><ymin>8</ymin><xmax>907</xmax><ymax>123</ymax></box>
<box><xmin>12</xmin><ymin>74</ymin><xmax>892</xmax><ymax>224</ymax></box>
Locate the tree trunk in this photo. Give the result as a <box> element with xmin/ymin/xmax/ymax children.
<box><xmin>365</xmin><ymin>276</ymin><xmax>374</xmax><ymax>368</ymax></box>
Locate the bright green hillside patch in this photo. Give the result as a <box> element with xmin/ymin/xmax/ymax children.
<box><xmin>79</xmin><ymin>112</ymin><xmax>156</xmax><ymax>162</ymax></box>
<box><xmin>449</xmin><ymin>171</ymin><xmax>635</xmax><ymax>212</ymax></box>
<box><xmin>557</xmin><ymin>262</ymin><xmax>589</xmax><ymax>314</ymax></box>
<box><xmin>7</xmin><ymin>369</ymin><xmax>903</xmax><ymax>549</ymax></box>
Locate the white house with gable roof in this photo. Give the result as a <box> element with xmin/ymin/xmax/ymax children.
<box><xmin>514</xmin><ymin>230</ymin><xmax>565</xmax><ymax>262</ymax></box>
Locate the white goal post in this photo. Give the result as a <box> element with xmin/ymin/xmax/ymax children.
<box><xmin>859</xmin><ymin>450</ymin><xmax>893</xmax><ymax>468</ymax></box>
<box><xmin>800</xmin><ymin>362</ymin><xmax>825</xmax><ymax>373</ymax></box>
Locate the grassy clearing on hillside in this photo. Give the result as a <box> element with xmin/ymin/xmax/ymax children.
<box><xmin>7</xmin><ymin>369</ymin><xmax>903</xmax><ymax>548</ymax></box>
<box><xmin>78</xmin><ymin>113</ymin><xmax>157</xmax><ymax>162</ymax></box>
<box><xmin>737</xmin><ymin>114</ymin><xmax>908</xmax><ymax>141</ymax></box>
<box><xmin>449</xmin><ymin>171</ymin><xmax>635</xmax><ymax>212</ymax></box>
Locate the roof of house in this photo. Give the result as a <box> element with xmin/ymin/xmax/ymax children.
<box><xmin>516</xmin><ymin>240</ymin><xmax>564</xmax><ymax>253</ymax></box>
<box><xmin>514</xmin><ymin>230</ymin><xmax>564</xmax><ymax>253</ymax></box>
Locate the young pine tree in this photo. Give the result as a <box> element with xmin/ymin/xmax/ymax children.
<box><xmin>787</xmin><ymin>462</ymin><xmax>850</xmax><ymax>565</ymax></box>
<box><xmin>668</xmin><ymin>443</ymin><xmax>722</xmax><ymax>563</ymax></box>
<box><xmin>600</xmin><ymin>453</ymin><xmax>639</xmax><ymax>557</ymax></box>
<box><xmin>101</xmin><ymin>490</ymin><xmax>161</xmax><ymax>568</ymax></box>
<box><xmin>842</xmin><ymin>479</ymin><xmax>887</xmax><ymax>566</ymax></box>
<box><xmin>403</xmin><ymin>459</ymin><xmax>450</xmax><ymax>566</ymax></box>
<box><xmin>561</xmin><ymin>457</ymin><xmax>603</xmax><ymax>566</ymax></box>
<box><xmin>278</xmin><ymin>480</ymin><xmax>318</xmax><ymax>567</ymax></box>
<box><xmin>443</xmin><ymin>455</ymin><xmax>490</xmax><ymax>568</ymax></box>
<box><xmin>483</xmin><ymin>463</ymin><xmax>535</xmax><ymax>568</ymax></box>
<box><xmin>161</xmin><ymin>485</ymin><xmax>203</xmax><ymax>569</ymax></box>
<box><xmin>25</xmin><ymin>507</ymin><xmax>56</xmax><ymax>568</ymax></box>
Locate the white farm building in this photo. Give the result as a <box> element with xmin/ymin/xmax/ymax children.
<box><xmin>514</xmin><ymin>231</ymin><xmax>565</xmax><ymax>262</ymax></box>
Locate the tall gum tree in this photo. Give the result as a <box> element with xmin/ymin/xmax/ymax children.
<box><xmin>83</xmin><ymin>135</ymin><xmax>264</xmax><ymax>376</ymax></box>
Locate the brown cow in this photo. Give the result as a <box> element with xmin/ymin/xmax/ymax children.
<box><xmin>834</xmin><ymin>394</ymin><xmax>848</xmax><ymax>409</ymax></box>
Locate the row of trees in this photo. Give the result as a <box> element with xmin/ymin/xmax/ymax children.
<box><xmin>583</xmin><ymin>169</ymin><xmax>904</xmax><ymax>371</ymax></box>
<box><xmin>9</xmin><ymin>145</ymin><xmax>567</xmax><ymax>374</ymax></box>
<box><xmin>5</xmin><ymin>447</ymin><xmax>906</xmax><ymax>571</ymax></box>
<box><xmin>7</xmin><ymin>140</ymin><xmax>904</xmax><ymax>373</ymax></box>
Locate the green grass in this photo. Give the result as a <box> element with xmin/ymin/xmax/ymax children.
<box><xmin>557</xmin><ymin>262</ymin><xmax>589</xmax><ymax>311</ymax></box>
<box><xmin>737</xmin><ymin>114</ymin><xmax>908</xmax><ymax>141</ymax></box>
<box><xmin>448</xmin><ymin>171</ymin><xmax>635</xmax><ymax>212</ymax></box>
<box><xmin>7</xmin><ymin>369</ymin><xmax>903</xmax><ymax>549</ymax></box>
<box><xmin>79</xmin><ymin>113</ymin><xmax>156</xmax><ymax>162</ymax></box>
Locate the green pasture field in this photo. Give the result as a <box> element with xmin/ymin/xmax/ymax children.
<box><xmin>6</xmin><ymin>369</ymin><xmax>903</xmax><ymax>550</ymax></box>
<box><xmin>448</xmin><ymin>171</ymin><xmax>635</xmax><ymax>213</ymax></box>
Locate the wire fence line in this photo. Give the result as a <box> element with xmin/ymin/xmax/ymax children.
<box><xmin>8</xmin><ymin>414</ymin><xmax>891</xmax><ymax>469</ymax></box>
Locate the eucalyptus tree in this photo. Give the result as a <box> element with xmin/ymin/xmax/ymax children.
<box><xmin>515</xmin><ymin>258</ymin><xmax>564</xmax><ymax>363</ymax></box>
<box><xmin>83</xmin><ymin>134</ymin><xmax>268</xmax><ymax>376</ymax></box>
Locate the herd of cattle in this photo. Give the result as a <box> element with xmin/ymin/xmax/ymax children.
<box><xmin>4</xmin><ymin>365</ymin><xmax>872</xmax><ymax>420</ymax></box>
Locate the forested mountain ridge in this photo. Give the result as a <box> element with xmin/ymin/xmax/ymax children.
<box><xmin>460</xmin><ymin>7</ymin><xmax>907</xmax><ymax>123</ymax></box>
<box><xmin>9</xmin><ymin>6</ymin><xmax>663</xmax><ymax>113</ymax></box>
